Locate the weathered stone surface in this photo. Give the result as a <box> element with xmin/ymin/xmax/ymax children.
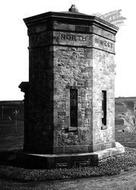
<box><xmin>53</xmin><ymin>32</ymin><xmax>92</xmax><ymax>47</ymax></box>
<box><xmin>92</xmin><ymin>49</ymin><xmax>115</xmax><ymax>151</ymax></box>
<box><xmin>53</xmin><ymin>31</ymin><xmax>115</xmax><ymax>54</ymax></box>
<box><xmin>92</xmin><ymin>25</ymin><xmax>115</xmax><ymax>41</ymax></box>
<box><xmin>20</xmin><ymin>142</ymin><xmax>124</xmax><ymax>168</ymax></box>
<box><xmin>53</xmin><ymin>22</ymin><xmax>116</xmax><ymax>41</ymax></box>
<box><xmin>53</xmin><ymin>46</ymin><xmax>93</xmax><ymax>153</ymax></box>
<box><xmin>21</xmin><ymin>10</ymin><xmax>119</xmax><ymax>156</ymax></box>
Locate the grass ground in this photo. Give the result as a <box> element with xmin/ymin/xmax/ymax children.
<box><xmin>1</xmin><ymin>121</ymin><xmax>136</xmax><ymax>183</ymax></box>
<box><xmin>0</xmin><ymin>121</ymin><xmax>23</xmax><ymax>151</ymax></box>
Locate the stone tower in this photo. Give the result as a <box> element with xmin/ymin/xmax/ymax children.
<box><xmin>19</xmin><ymin>6</ymin><xmax>124</xmax><ymax>168</ymax></box>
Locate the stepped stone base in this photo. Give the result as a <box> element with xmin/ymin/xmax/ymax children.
<box><xmin>18</xmin><ymin>142</ymin><xmax>125</xmax><ymax>169</ymax></box>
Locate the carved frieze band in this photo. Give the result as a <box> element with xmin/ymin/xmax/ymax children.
<box><xmin>53</xmin><ymin>32</ymin><xmax>115</xmax><ymax>53</ymax></box>
<box><xmin>29</xmin><ymin>31</ymin><xmax>115</xmax><ymax>53</ymax></box>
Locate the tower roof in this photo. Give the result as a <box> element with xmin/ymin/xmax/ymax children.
<box><xmin>24</xmin><ymin>5</ymin><xmax>118</xmax><ymax>34</ymax></box>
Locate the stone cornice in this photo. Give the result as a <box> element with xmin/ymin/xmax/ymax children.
<box><xmin>24</xmin><ymin>11</ymin><xmax>118</xmax><ymax>35</ymax></box>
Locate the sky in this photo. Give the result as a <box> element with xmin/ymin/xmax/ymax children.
<box><xmin>0</xmin><ymin>0</ymin><xmax>135</xmax><ymax>100</ymax></box>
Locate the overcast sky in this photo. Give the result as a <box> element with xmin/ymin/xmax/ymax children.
<box><xmin>0</xmin><ymin>0</ymin><xmax>135</xmax><ymax>100</ymax></box>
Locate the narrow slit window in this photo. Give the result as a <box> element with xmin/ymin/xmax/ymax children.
<box><xmin>102</xmin><ymin>90</ymin><xmax>107</xmax><ymax>125</ymax></box>
<box><xmin>70</xmin><ymin>88</ymin><xmax>78</xmax><ymax>127</ymax></box>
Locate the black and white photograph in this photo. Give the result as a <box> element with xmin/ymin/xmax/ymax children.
<box><xmin>0</xmin><ymin>0</ymin><xmax>136</xmax><ymax>189</ymax></box>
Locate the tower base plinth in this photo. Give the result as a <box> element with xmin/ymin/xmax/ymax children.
<box><xmin>17</xmin><ymin>142</ymin><xmax>125</xmax><ymax>169</ymax></box>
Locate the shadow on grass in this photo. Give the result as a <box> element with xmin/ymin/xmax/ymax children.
<box><xmin>0</xmin><ymin>150</ymin><xmax>99</xmax><ymax>170</ymax></box>
<box><xmin>0</xmin><ymin>150</ymin><xmax>24</xmax><ymax>167</ymax></box>
<box><xmin>0</xmin><ymin>150</ymin><xmax>45</xmax><ymax>169</ymax></box>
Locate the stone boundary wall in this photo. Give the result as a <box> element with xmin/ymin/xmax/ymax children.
<box><xmin>115</xmin><ymin>97</ymin><xmax>136</xmax><ymax>148</ymax></box>
<box><xmin>0</xmin><ymin>98</ymin><xmax>136</xmax><ymax>150</ymax></box>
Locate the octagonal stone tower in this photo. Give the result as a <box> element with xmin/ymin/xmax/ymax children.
<box><xmin>19</xmin><ymin>6</ymin><xmax>124</xmax><ymax>168</ymax></box>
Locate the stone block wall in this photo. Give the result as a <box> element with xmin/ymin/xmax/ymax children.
<box><xmin>92</xmin><ymin>49</ymin><xmax>115</xmax><ymax>151</ymax></box>
<box><xmin>52</xmin><ymin>23</ymin><xmax>117</xmax><ymax>153</ymax></box>
<box><xmin>91</xmin><ymin>25</ymin><xmax>116</xmax><ymax>151</ymax></box>
<box><xmin>22</xmin><ymin>24</ymin><xmax>55</xmax><ymax>153</ymax></box>
<box><xmin>22</xmin><ymin>11</ymin><xmax>118</xmax><ymax>154</ymax></box>
<box><xmin>53</xmin><ymin>46</ymin><xmax>93</xmax><ymax>153</ymax></box>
